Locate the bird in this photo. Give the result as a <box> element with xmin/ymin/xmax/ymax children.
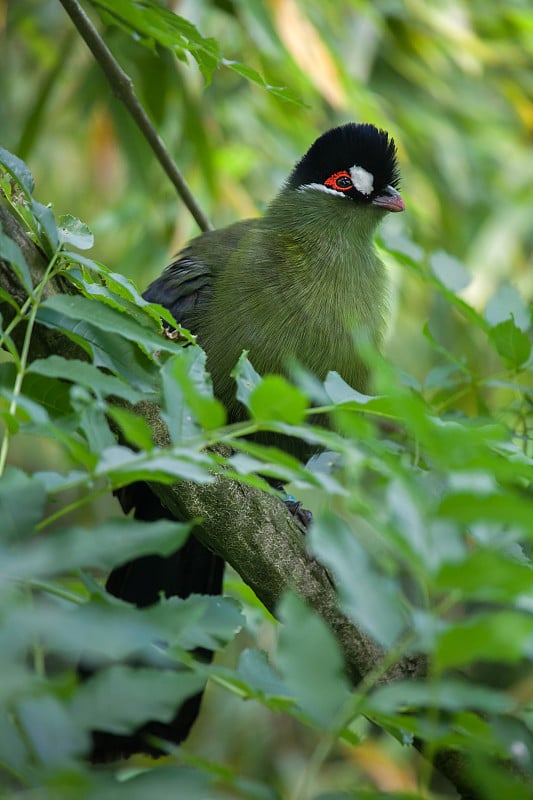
<box><xmin>89</xmin><ymin>122</ymin><xmax>404</xmax><ymax>761</ymax></box>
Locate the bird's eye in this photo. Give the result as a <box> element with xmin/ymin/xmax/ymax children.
<box><xmin>324</xmin><ymin>171</ymin><xmax>353</xmax><ymax>192</ymax></box>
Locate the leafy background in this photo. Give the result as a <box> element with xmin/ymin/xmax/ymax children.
<box><xmin>1</xmin><ymin>0</ymin><xmax>533</xmax><ymax>798</ymax></box>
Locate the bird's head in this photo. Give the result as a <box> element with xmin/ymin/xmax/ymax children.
<box><xmin>286</xmin><ymin>123</ymin><xmax>404</xmax><ymax>214</ymax></box>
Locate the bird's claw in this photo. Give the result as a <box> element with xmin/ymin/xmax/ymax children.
<box><xmin>284</xmin><ymin>496</ymin><xmax>313</xmax><ymax>529</ymax></box>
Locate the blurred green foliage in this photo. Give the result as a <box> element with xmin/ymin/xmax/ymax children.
<box><xmin>1</xmin><ymin>1</ymin><xmax>533</xmax><ymax>798</ymax></box>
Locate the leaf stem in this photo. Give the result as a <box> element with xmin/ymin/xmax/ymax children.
<box><xmin>20</xmin><ymin>578</ymin><xmax>87</xmax><ymax>605</ymax></box>
<box><xmin>291</xmin><ymin>630</ymin><xmax>417</xmax><ymax>800</ymax></box>
<box><xmin>0</xmin><ymin>252</ymin><xmax>61</xmax><ymax>476</ymax></box>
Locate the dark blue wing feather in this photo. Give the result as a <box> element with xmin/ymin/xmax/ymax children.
<box><xmin>142</xmin><ymin>255</ymin><xmax>212</xmax><ymax>325</ymax></box>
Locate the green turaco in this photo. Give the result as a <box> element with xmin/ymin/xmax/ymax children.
<box><xmin>90</xmin><ymin>122</ymin><xmax>404</xmax><ymax>761</ymax></box>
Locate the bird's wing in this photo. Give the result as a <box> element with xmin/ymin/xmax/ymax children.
<box><xmin>142</xmin><ymin>219</ymin><xmax>255</xmax><ymax>325</ymax></box>
<box><xmin>142</xmin><ymin>253</ymin><xmax>213</xmax><ymax>325</ymax></box>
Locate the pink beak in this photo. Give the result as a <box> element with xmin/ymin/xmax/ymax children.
<box><xmin>371</xmin><ymin>185</ymin><xmax>405</xmax><ymax>213</ymax></box>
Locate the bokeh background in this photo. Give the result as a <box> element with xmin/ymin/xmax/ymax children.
<box><xmin>2</xmin><ymin>0</ymin><xmax>533</xmax><ymax>795</ymax></box>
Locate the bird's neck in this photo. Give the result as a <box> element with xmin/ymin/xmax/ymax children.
<box><xmin>204</xmin><ymin>189</ymin><xmax>389</xmax><ymax>412</ymax></box>
<box><xmin>260</xmin><ymin>189</ymin><xmax>388</xmax><ymax>336</ymax></box>
<box><xmin>266</xmin><ymin>187</ymin><xmax>384</xmax><ymax>242</ymax></box>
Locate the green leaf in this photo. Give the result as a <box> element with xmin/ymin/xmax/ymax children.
<box><xmin>439</xmin><ymin>490</ymin><xmax>533</xmax><ymax>535</ymax></box>
<box><xmin>308</xmin><ymin>513</ymin><xmax>407</xmax><ymax>647</ymax></box>
<box><xmin>90</xmin><ymin>0</ymin><xmax>302</xmax><ymax>102</ymax></box>
<box><xmin>28</xmin><ymin>355</ymin><xmax>143</xmax><ymax>403</ymax></box>
<box><xmin>249</xmin><ymin>375</ymin><xmax>309</xmax><ymax>424</ymax></box>
<box><xmin>385</xmin><ymin>478</ymin><xmax>432</xmax><ymax>567</ymax></box>
<box><xmin>57</xmin><ymin>214</ymin><xmax>94</xmax><ymax>250</ymax></box>
<box><xmin>58</xmin><ymin>594</ymin><xmax>242</xmax><ymax>658</ymax></box>
<box><xmin>9</xmin><ymin>591</ymin><xmax>234</xmax><ymax>665</ymax></box>
<box><xmin>92</xmin><ymin>0</ymin><xmax>222</xmax><ymax>82</ymax></box>
<box><xmin>0</xmin><ymin>224</ymin><xmax>33</xmax><ymax>291</ymax></box>
<box><xmin>73</xmin><ymin>271</ymin><xmax>161</xmax><ymax>328</ymax></box>
<box><xmin>27</xmin><ymin>592</ymin><xmax>239</xmax><ymax>664</ymax></box>
<box><xmin>0</xmin><ymin>707</ymin><xmax>29</xmax><ymax>771</ymax></box>
<box><xmin>20</xmin><ymin>370</ymin><xmax>73</xmax><ymax>417</ymax></box>
<box><xmin>96</xmin><ymin>444</ymin><xmax>214</xmax><ymax>485</ymax></box>
<box><xmin>464</xmin><ymin>758</ymin><xmax>533</xmax><ymax>800</ymax></box>
<box><xmin>367</xmin><ymin>678</ymin><xmax>514</xmax><ymax>716</ymax></box>
<box><xmin>227</xmin><ymin>439</ymin><xmax>337</xmax><ymax>490</ymax></box>
<box><xmin>485</xmin><ymin>283</ymin><xmax>530</xmax><ymax>331</ymax></box>
<box><xmin>160</xmin><ymin>594</ymin><xmax>243</xmax><ymax>651</ymax></box>
<box><xmin>276</xmin><ymin>592</ymin><xmax>350</xmax><ymax>727</ymax></box>
<box><xmin>232</xmin><ymin>351</ymin><xmax>261</xmax><ymax>410</ymax></box>
<box><xmin>263</xmin><ymin>84</ymin><xmax>306</xmax><ymax>106</ymax></box>
<box><xmin>434</xmin><ymin>612</ymin><xmax>533</xmax><ymax>672</ymax></box>
<box><xmin>324</xmin><ymin>372</ymin><xmax>377</xmax><ymax>406</ymax></box>
<box><xmin>323</xmin><ymin>372</ymin><xmax>399</xmax><ymax>418</ymax></box>
<box><xmin>161</xmin><ymin>348</ymin><xmax>226</xmax><ymax>443</ymax></box>
<box><xmin>77</xmin><ymin>398</ymin><xmax>116</xmax><ymax>453</ymax></box>
<box><xmin>18</xmin><ymin>601</ymin><xmax>162</xmax><ymax>662</ymax></box>
<box><xmin>107</xmin><ymin>406</ymin><xmax>155</xmax><ymax>450</ymax></box>
<box><xmin>224</xmin><ymin>60</ymin><xmax>305</xmax><ymax>106</ymax></box>
<box><xmin>237</xmin><ymin>648</ymin><xmax>289</xmax><ymax>699</ymax></box>
<box><xmin>0</xmin><ymin>146</ymin><xmax>35</xmax><ymax>197</ymax></box>
<box><xmin>41</xmin><ymin>424</ymin><xmax>99</xmax><ymax>471</ymax></box>
<box><xmin>70</xmin><ymin>665</ymin><xmax>206</xmax><ymax>734</ymax></box>
<box><xmin>291</xmin><ymin>363</ymin><xmax>331</xmax><ymax>405</ymax></box>
<box><xmin>92</xmin><ymin>766</ymin><xmax>214</xmax><ymax>800</ymax></box>
<box><xmin>90</xmin><ymin>328</ymin><xmax>159</xmax><ymax>392</ymax></box>
<box><xmin>435</xmin><ymin>550</ymin><xmax>533</xmax><ymax>601</ymax></box>
<box><xmin>429</xmin><ymin>250</ymin><xmax>471</xmax><ymax>291</ymax></box>
<box><xmin>224</xmin><ymin>60</ymin><xmax>267</xmax><ymax>85</ymax></box>
<box><xmin>488</xmin><ymin>318</ymin><xmax>531</xmax><ymax>367</ymax></box>
<box><xmin>30</xmin><ymin>199</ymin><xmax>59</xmax><ymax>251</ymax></box>
<box><xmin>0</xmin><ymin>386</ymin><xmax>51</xmax><ymax>429</ymax></box>
<box><xmin>17</xmin><ymin>695</ymin><xmax>88</xmax><ymax>764</ymax></box>
<box><xmin>0</xmin><ymin>467</ymin><xmax>47</xmax><ymax>541</ymax></box>
<box><xmin>2</xmin><ymin>519</ymin><xmax>191</xmax><ymax>581</ymax></box>
<box><xmin>37</xmin><ymin>294</ymin><xmax>178</xmax><ymax>355</ymax></box>
<box><xmin>423</xmin><ymin>362</ymin><xmax>465</xmax><ymax>392</ymax></box>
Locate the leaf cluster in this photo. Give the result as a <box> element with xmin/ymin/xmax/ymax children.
<box><xmin>1</xmin><ymin>135</ymin><xmax>533</xmax><ymax>799</ymax></box>
<box><xmin>2</xmin><ymin>1</ymin><xmax>533</xmax><ymax>796</ymax></box>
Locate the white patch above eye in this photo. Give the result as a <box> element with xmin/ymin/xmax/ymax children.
<box><xmin>297</xmin><ymin>182</ymin><xmax>347</xmax><ymax>197</ymax></box>
<box><xmin>350</xmin><ymin>165</ymin><xmax>374</xmax><ymax>195</ymax></box>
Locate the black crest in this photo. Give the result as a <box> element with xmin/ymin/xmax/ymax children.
<box><xmin>286</xmin><ymin>123</ymin><xmax>400</xmax><ymax>199</ymax></box>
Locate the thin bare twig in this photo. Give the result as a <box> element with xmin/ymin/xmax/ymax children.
<box><xmin>57</xmin><ymin>0</ymin><xmax>213</xmax><ymax>233</ymax></box>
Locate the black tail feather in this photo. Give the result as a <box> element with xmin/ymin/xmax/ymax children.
<box><xmin>88</xmin><ymin>483</ymin><xmax>224</xmax><ymax>762</ymax></box>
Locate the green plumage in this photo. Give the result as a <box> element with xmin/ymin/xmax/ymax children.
<box><xmin>148</xmin><ymin>187</ymin><xmax>391</xmax><ymax>456</ymax></box>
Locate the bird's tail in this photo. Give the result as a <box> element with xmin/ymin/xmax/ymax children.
<box><xmin>88</xmin><ymin>482</ymin><xmax>224</xmax><ymax>762</ymax></box>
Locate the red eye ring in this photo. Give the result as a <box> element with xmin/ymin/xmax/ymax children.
<box><xmin>324</xmin><ymin>170</ymin><xmax>353</xmax><ymax>192</ymax></box>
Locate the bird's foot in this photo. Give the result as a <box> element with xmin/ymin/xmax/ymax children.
<box><xmin>163</xmin><ymin>324</ymin><xmax>197</xmax><ymax>344</ymax></box>
<box><xmin>284</xmin><ymin>494</ymin><xmax>313</xmax><ymax>529</ymax></box>
<box><xmin>267</xmin><ymin>479</ymin><xmax>313</xmax><ymax>529</ymax></box>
